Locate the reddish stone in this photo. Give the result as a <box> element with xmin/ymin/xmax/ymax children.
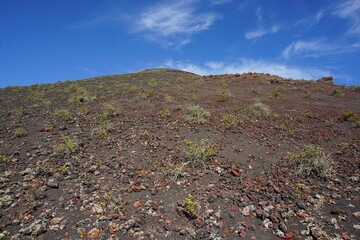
<box><xmin>281</xmin><ymin>232</ymin><xmax>294</xmax><ymax>239</ymax></box>
<box><xmin>230</xmin><ymin>205</ymin><xmax>238</xmax><ymax>212</ymax></box>
<box><xmin>134</xmin><ymin>201</ymin><xmax>142</xmax><ymax>209</ymax></box>
<box><xmin>239</xmin><ymin>231</ymin><xmax>247</xmax><ymax>237</ymax></box>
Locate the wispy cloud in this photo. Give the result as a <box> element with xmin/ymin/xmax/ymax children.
<box><xmin>333</xmin><ymin>0</ymin><xmax>360</xmax><ymax>34</ymax></box>
<box><xmin>209</xmin><ymin>0</ymin><xmax>233</xmax><ymax>6</ymax></box>
<box><xmin>282</xmin><ymin>39</ymin><xmax>360</xmax><ymax>59</ymax></box>
<box><xmin>245</xmin><ymin>25</ymin><xmax>280</xmax><ymax>39</ymax></box>
<box><xmin>162</xmin><ymin>59</ymin><xmax>330</xmax><ymax>80</ymax></box>
<box><xmin>245</xmin><ymin>7</ymin><xmax>280</xmax><ymax>39</ymax></box>
<box><xmin>132</xmin><ymin>1</ymin><xmax>219</xmax><ymax>48</ymax></box>
<box><xmin>282</xmin><ymin>39</ymin><xmax>327</xmax><ymax>59</ymax></box>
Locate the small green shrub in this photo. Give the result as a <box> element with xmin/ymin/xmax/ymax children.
<box><xmin>330</xmin><ymin>89</ymin><xmax>344</xmax><ymax>97</ymax></box>
<box><xmin>338</xmin><ymin>110</ymin><xmax>358</xmax><ymax>122</ymax></box>
<box><xmin>165</xmin><ymin>162</ymin><xmax>189</xmax><ymax>183</ymax></box>
<box><xmin>216</xmin><ymin>88</ymin><xmax>233</xmax><ymax>102</ymax></box>
<box><xmin>288</xmin><ymin>145</ymin><xmax>334</xmax><ymax>178</ymax></box>
<box><xmin>0</xmin><ymin>154</ymin><xmax>8</xmax><ymax>163</ymax></box>
<box><xmin>56</xmin><ymin>136</ymin><xmax>77</xmax><ymax>156</ymax></box>
<box><xmin>182</xmin><ymin>194</ymin><xmax>200</xmax><ymax>219</ymax></box>
<box><xmin>160</xmin><ymin>109</ymin><xmax>172</xmax><ymax>118</ymax></box>
<box><xmin>222</xmin><ymin>114</ymin><xmax>240</xmax><ymax>129</ymax></box>
<box><xmin>241</xmin><ymin>101</ymin><xmax>271</xmax><ymax>118</ymax></box>
<box><xmin>101</xmin><ymin>104</ymin><xmax>120</xmax><ymax>118</ymax></box>
<box><xmin>268</xmin><ymin>90</ymin><xmax>282</xmax><ymax>99</ymax></box>
<box><xmin>353</xmin><ymin>121</ymin><xmax>360</xmax><ymax>128</ymax></box>
<box><xmin>12</xmin><ymin>107</ymin><xmax>26</xmax><ymax>117</ymax></box>
<box><xmin>68</xmin><ymin>88</ymin><xmax>95</xmax><ymax>103</ymax></box>
<box><xmin>351</xmin><ymin>86</ymin><xmax>360</xmax><ymax>92</ymax></box>
<box><xmin>93</xmin><ymin>121</ymin><xmax>113</xmax><ymax>138</ymax></box>
<box><xmin>13</xmin><ymin>128</ymin><xmax>26</xmax><ymax>137</ymax></box>
<box><xmin>179</xmin><ymin>139</ymin><xmax>216</xmax><ymax>167</ymax></box>
<box><xmin>54</xmin><ymin>109</ymin><xmax>72</xmax><ymax>120</ymax></box>
<box><xmin>185</xmin><ymin>105</ymin><xmax>210</xmax><ymax>124</ymax></box>
<box><xmin>304</xmin><ymin>92</ymin><xmax>313</xmax><ymax>99</ymax></box>
<box><xmin>164</xmin><ymin>94</ymin><xmax>175</xmax><ymax>103</ymax></box>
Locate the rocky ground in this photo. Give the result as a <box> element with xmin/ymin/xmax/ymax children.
<box><xmin>0</xmin><ymin>69</ymin><xmax>359</xmax><ymax>239</ymax></box>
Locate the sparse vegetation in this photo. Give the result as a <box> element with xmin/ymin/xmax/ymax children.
<box><xmin>0</xmin><ymin>154</ymin><xmax>8</xmax><ymax>163</ymax></box>
<box><xmin>178</xmin><ymin>139</ymin><xmax>216</xmax><ymax>167</ymax></box>
<box><xmin>338</xmin><ymin>110</ymin><xmax>358</xmax><ymax>122</ymax></box>
<box><xmin>330</xmin><ymin>89</ymin><xmax>344</xmax><ymax>97</ymax></box>
<box><xmin>12</xmin><ymin>107</ymin><xmax>26</xmax><ymax>117</ymax></box>
<box><xmin>268</xmin><ymin>87</ymin><xmax>285</xmax><ymax>99</ymax></box>
<box><xmin>13</xmin><ymin>127</ymin><xmax>26</xmax><ymax>137</ymax></box>
<box><xmin>164</xmin><ymin>94</ymin><xmax>175</xmax><ymax>103</ymax></box>
<box><xmin>185</xmin><ymin>105</ymin><xmax>210</xmax><ymax>124</ymax></box>
<box><xmin>93</xmin><ymin>121</ymin><xmax>113</xmax><ymax>138</ymax></box>
<box><xmin>68</xmin><ymin>88</ymin><xmax>95</xmax><ymax>103</ymax></box>
<box><xmin>304</xmin><ymin>92</ymin><xmax>313</xmax><ymax>99</ymax></box>
<box><xmin>101</xmin><ymin>103</ymin><xmax>120</xmax><ymax>118</ymax></box>
<box><xmin>221</xmin><ymin>114</ymin><xmax>240</xmax><ymax>129</ymax></box>
<box><xmin>288</xmin><ymin>145</ymin><xmax>334</xmax><ymax>178</ymax></box>
<box><xmin>240</xmin><ymin>101</ymin><xmax>271</xmax><ymax>118</ymax></box>
<box><xmin>353</xmin><ymin>121</ymin><xmax>360</xmax><ymax>128</ymax></box>
<box><xmin>160</xmin><ymin>109</ymin><xmax>172</xmax><ymax>118</ymax></box>
<box><xmin>351</xmin><ymin>86</ymin><xmax>360</xmax><ymax>92</ymax></box>
<box><xmin>56</xmin><ymin>136</ymin><xmax>78</xmax><ymax>156</ymax></box>
<box><xmin>182</xmin><ymin>194</ymin><xmax>200</xmax><ymax>219</ymax></box>
<box><xmin>216</xmin><ymin>88</ymin><xmax>233</xmax><ymax>102</ymax></box>
<box><xmin>54</xmin><ymin>109</ymin><xmax>72</xmax><ymax>120</ymax></box>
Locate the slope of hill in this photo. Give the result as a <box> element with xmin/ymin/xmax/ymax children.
<box><xmin>0</xmin><ymin>69</ymin><xmax>359</xmax><ymax>239</ymax></box>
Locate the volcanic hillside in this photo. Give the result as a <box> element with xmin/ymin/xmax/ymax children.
<box><xmin>0</xmin><ymin>68</ymin><xmax>359</xmax><ymax>239</ymax></box>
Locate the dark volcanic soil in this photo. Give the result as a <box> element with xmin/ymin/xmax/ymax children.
<box><xmin>0</xmin><ymin>69</ymin><xmax>359</xmax><ymax>240</ymax></box>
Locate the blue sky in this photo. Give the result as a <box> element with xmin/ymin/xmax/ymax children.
<box><xmin>1</xmin><ymin>0</ymin><xmax>360</xmax><ymax>88</ymax></box>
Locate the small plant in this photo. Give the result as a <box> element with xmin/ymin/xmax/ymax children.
<box><xmin>138</xmin><ymin>129</ymin><xmax>149</xmax><ymax>136</ymax></box>
<box><xmin>185</xmin><ymin>105</ymin><xmax>210</xmax><ymax>124</ymax></box>
<box><xmin>160</xmin><ymin>109</ymin><xmax>172</xmax><ymax>118</ymax></box>
<box><xmin>13</xmin><ymin>127</ymin><xmax>26</xmax><ymax>137</ymax></box>
<box><xmin>93</xmin><ymin>121</ymin><xmax>113</xmax><ymax>138</ymax></box>
<box><xmin>338</xmin><ymin>110</ymin><xmax>358</xmax><ymax>122</ymax></box>
<box><xmin>247</xmin><ymin>86</ymin><xmax>260</xmax><ymax>94</ymax></box>
<box><xmin>165</xmin><ymin>162</ymin><xmax>189</xmax><ymax>183</ymax></box>
<box><xmin>216</xmin><ymin>88</ymin><xmax>233</xmax><ymax>102</ymax></box>
<box><xmin>304</xmin><ymin>92</ymin><xmax>313</xmax><ymax>99</ymax></box>
<box><xmin>164</xmin><ymin>94</ymin><xmax>175</xmax><ymax>103</ymax></box>
<box><xmin>241</xmin><ymin>101</ymin><xmax>271</xmax><ymax>118</ymax></box>
<box><xmin>268</xmin><ymin>90</ymin><xmax>282</xmax><ymax>99</ymax></box>
<box><xmin>353</xmin><ymin>121</ymin><xmax>360</xmax><ymax>128</ymax></box>
<box><xmin>68</xmin><ymin>88</ymin><xmax>95</xmax><ymax>103</ymax></box>
<box><xmin>182</xmin><ymin>194</ymin><xmax>200</xmax><ymax>219</ymax></box>
<box><xmin>325</xmin><ymin>120</ymin><xmax>334</xmax><ymax>127</ymax></box>
<box><xmin>288</xmin><ymin>145</ymin><xmax>335</xmax><ymax>178</ymax></box>
<box><xmin>101</xmin><ymin>104</ymin><xmax>120</xmax><ymax>118</ymax></box>
<box><xmin>268</xmin><ymin>86</ymin><xmax>286</xmax><ymax>99</ymax></box>
<box><xmin>351</xmin><ymin>86</ymin><xmax>360</xmax><ymax>92</ymax></box>
<box><xmin>222</xmin><ymin>114</ymin><xmax>240</xmax><ymax>129</ymax></box>
<box><xmin>330</xmin><ymin>89</ymin><xmax>344</xmax><ymax>97</ymax></box>
<box><xmin>179</xmin><ymin>139</ymin><xmax>216</xmax><ymax>167</ymax></box>
<box><xmin>0</xmin><ymin>154</ymin><xmax>8</xmax><ymax>163</ymax></box>
<box><xmin>56</xmin><ymin>136</ymin><xmax>78</xmax><ymax>157</ymax></box>
<box><xmin>12</xmin><ymin>107</ymin><xmax>26</xmax><ymax>117</ymax></box>
<box><xmin>54</xmin><ymin>109</ymin><xmax>72</xmax><ymax>120</ymax></box>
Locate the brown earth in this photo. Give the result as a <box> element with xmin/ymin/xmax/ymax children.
<box><xmin>0</xmin><ymin>68</ymin><xmax>359</xmax><ymax>240</ymax></box>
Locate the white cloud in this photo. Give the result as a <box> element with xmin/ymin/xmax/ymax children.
<box><xmin>162</xmin><ymin>59</ymin><xmax>330</xmax><ymax>80</ymax></box>
<box><xmin>282</xmin><ymin>39</ymin><xmax>327</xmax><ymax>59</ymax></box>
<box><xmin>333</xmin><ymin>0</ymin><xmax>360</xmax><ymax>34</ymax></box>
<box><xmin>245</xmin><ymin>25</ymin><xmax>279</xmax><ymax>39</ymax></box>
<box><xmin>282</xmin><ymin>39</ymin><xmax>360</xmax><ymax>59</ymax></box>
<box><xmin>209</xmin><ymin>0</ymin><xmax>233</xmax><ymax>6</ymax></box>
<box><xmin>133</xmin><ymin>1</ymin><xmax>219</xmax><ymax>48</ymax></box>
